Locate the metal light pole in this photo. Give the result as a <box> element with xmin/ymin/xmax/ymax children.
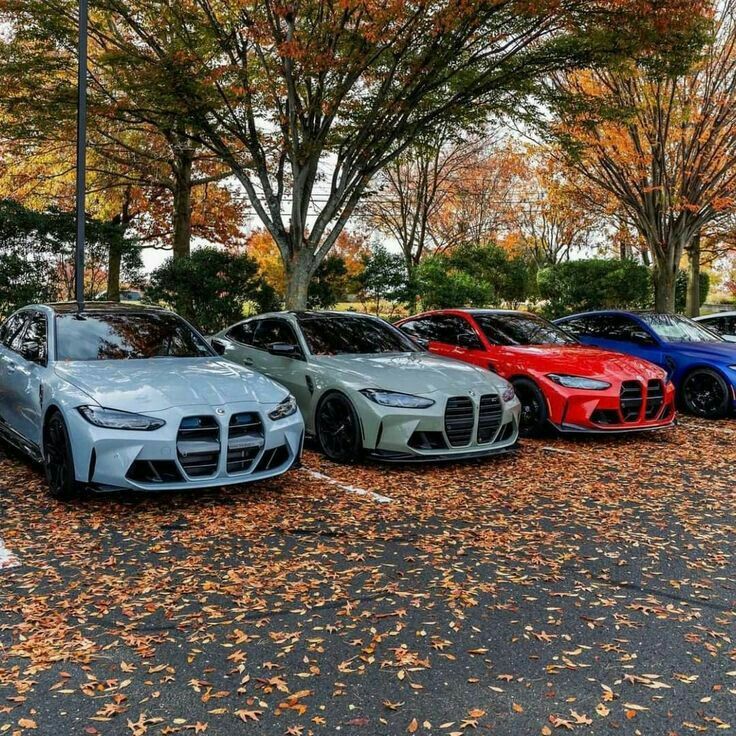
<box><xmin>75</xmin><ymin>0</ymin><xmax>88</xmax><ymax>311</ymax></box>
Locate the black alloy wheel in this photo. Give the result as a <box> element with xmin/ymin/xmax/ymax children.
<box><xmin>681</xmin><ymin>369</ymin><xmax>730</xmax><ymax>419</ymax></box>
<box><xmin>512</xmin><ymin>377</ymin><xmax>549</xmax><ymax>438</ymax></box>
<box><xmin>315</xmin><ymin>392</ymin><xmax>363</xmax><ymax>463</ymax></box>
<box><xmin>43</xmin><ymin>413</ymin><xmax>80</xmax><ymax>500</ymax></box>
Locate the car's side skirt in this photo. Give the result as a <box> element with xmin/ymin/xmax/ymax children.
<box><xmin>0</xmin><ymin>418</ymin><xmax>43</xmax><ymax>463</ymax></box>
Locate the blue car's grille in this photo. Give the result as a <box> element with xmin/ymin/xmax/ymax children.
<box><xmin>177</xmin><ymin>416</ymin><xmax>220</xmax><ymax>477</ymax></box>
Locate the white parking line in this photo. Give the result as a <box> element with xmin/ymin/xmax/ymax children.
<box><xmin>301</xmin><ymin>468</ymin><xmax>394</xmax><ymax>504</ymax></box>
<box><xmin>0</xmin><ymin>539</ymin><xmax>19</xmax><ymax>570</ymax></box>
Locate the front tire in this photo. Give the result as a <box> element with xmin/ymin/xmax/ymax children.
<box><xmin>43</xmin><ymin>413</ymin><xmax>81</xmax><ymax>500</ymax></box>
<box><xmin>512</xmin><ymin>377</ymin><xmax>548</xmax><ymax>438</ymax></box>
<box><xmin>315</xmin><ymin>392</ymin><xmax>363</xmax><ymax>463</ymax></box>
<box><xmin>680</xmin><ymin>368</ymin><xmax>730</xmax><ymax>419</ymax></box>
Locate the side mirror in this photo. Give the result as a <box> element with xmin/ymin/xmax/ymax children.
<box><xmin>268</xmin><ymin>342</ymin><xmax>301</xmax><ymax>358</ymax></box>
<box><xmin>20</xmin><ymin>340</ymin><xmax>44</xmax><ymax>364</ymax></box>
<box><xmin>631</xmin><ymin>330</ymin><xmax>654</xmax><ymax>345</ymax></box>
<box><xmin>211</xmin><ymin>339</ymin><xmax>227</xmax><ymax>356</ymax></box>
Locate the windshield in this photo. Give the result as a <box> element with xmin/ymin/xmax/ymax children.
<box><xmin>475</xmin><ymin>313</ymin><xmax>577</xmax><ymax>346</ymax></box>
<box><xmin>639</xmin><ymin>313</ymin><xmax>724</xmax><ymax>343</ymax></box>
<box><xmin>298</xmin><ymin>314</ymin><xmax>420</xmax><ymax>355</ymax></box>
<box><xmin>55</xmin><ymin>311</ymin><xmax>214</xmax><ymax>361</ymax></box>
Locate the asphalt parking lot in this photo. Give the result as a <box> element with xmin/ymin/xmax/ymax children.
<box><xmin>1</xmin><ymin>419</ymin><xmax>735</xmax><ymax>735</ymax></box>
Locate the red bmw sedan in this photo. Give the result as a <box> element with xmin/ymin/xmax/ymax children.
<box><xmin>396</xmin><ymin>309</ymin><xmax>676</xmax><ymax>436</ymax></box>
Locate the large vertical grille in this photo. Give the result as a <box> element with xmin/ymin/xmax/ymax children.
<box><xmin>620</xmin><ymin>381</ymin><xmax>643</xmax><ymax>422</ymax></box>
<box><xmin>645</xmin><ymin>379</ymin><xmax>665</xmax><ymax>419</ymax></box>
<box><xmin>177</xmin><ymin>416</ymin><xmax>220</xmax><ymax>477</ymax></box>
<box><xmin>227</xmin><ymin>412</ymin><xmax>264</xmax><ymax>474</ymax></box>
<box><xmin>444</xmin><ymin>397</ymin><xmax>474</xmax><ymax>447</ymax></box>
<box><xmin>477</xmin><ymin>394</ymin><xmax>503</xmax><ymax>444</ymax></box>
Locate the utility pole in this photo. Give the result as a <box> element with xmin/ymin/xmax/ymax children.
<box><xmin>75</xmin><ymin>0</ymin><xmax>88</xmax><ymax>310</ymax></box>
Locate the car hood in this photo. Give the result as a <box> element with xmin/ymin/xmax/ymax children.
<box><xmin>314</xmin><ymin>352</ymin><xmax>508</xmax><ymax>395</ymax></box>
<box><xmin>666</xmin><ymin>341</ymin><xmax>736</xmax><ymax>363</ymax></box>
<box><xmin>504</xmin><ymin>345</ymin><xmax>667</xmax><ymax>381</ymax></box>
<box><xmin>55</xmin><ymin>358</ymin><xmax>288</xmax><ymax>412</ymax></box>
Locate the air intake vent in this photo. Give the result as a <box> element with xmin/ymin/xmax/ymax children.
<box><xmin>477</xmin><ymin>394</ymin><xmax>502</xmax><ymax>443</ymax></box>
<box><xmin>227</xmin><ymin>412</ymin><xmax>264</xmax><ymax>474</ymax></box>
<box><xmin>177</xmin><ymin>416</ymin><xmax>220</xmax><ymax>477</ymax></box>
<box><xmin>444</xmin><ymin>397</ymin><xmax>474</xmax><ymax>447</ymax></box>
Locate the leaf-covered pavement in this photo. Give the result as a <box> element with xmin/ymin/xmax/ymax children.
<box><xmin>1</xmin><ymin>419</ymin><xmax>735</xmax><ymax>735</ymax></box>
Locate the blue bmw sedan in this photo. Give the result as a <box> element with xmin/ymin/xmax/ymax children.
<box><xmin>554</xmin><ymin>310</ymin><xmax>736</xmax><ymax>419</ymax></box>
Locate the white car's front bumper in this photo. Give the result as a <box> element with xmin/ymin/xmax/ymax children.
<box><xmin>65</xmin><ymin>401</ymin><xmax>304</xmax><ymax>491</ymax></box>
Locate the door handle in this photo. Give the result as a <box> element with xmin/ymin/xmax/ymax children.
<box><xmin>6</xmin><ymin>362</ymin><xmax>16</xmax><ymax>373</ymax></box>
<box><xmin>242</xmin><ymin>357</ymin><xmax>254</xmax><ymax>366</ymax></box>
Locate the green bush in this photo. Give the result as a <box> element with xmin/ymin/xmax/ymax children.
<box><xmin>537</xmin><ymin>259</ymin><xmax>651</xmax><ymax>318</ymax></box>
<box><xmin>413</xmin><ymin>243</ymin><xmax>536</xmax><ymax>309</ymax></box>
<box><xmin>674</xmin><ymin>270</ymin><xmax>710</xmax><ymax>312</ymax></box>
<box><xmin>147</xmin><ymin>247</ymin><xmax>277</xmax><ymax>333</ymax></box>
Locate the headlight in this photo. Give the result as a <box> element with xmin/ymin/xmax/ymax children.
<box><xmin>78</xmin><ymin>406</ymin><xmax>166</xmax><ymax>431</ymax></box>
<box><xmin>268</xmin><ymin>395</ymin><xmax>298</xmax><ymax>421</ymax></box>
<box><xmin>729</xmin><ymin>365</ymin><xmax>736</xmax><ymax>371</ymax></box>
<box><xmin>547</xmin><ymin>374</ymin><xmax>611</xmax><ymax>390</ymax></box>
<box><xmin>360</xmin><ymin>389</ymin><xmax>435</xmax><ymax>409</ymax></box>
<box><xmin>502</xmin><ymin>385</ymin><xmax>516</xmax><ymax>402</ymax></box>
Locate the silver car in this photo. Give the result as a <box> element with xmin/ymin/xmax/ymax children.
<box><xmin>212</xmin><ymin>311</ymin><xmax>521</xmax><ymax>463</ymax></box>
<box><xmin>0</xmin><ymin>303</ymin><xmax>304</xmax><ymax>498</ymax></box>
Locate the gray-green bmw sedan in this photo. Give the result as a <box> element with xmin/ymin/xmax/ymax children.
<box><xmin>212</xmin><ymin>311</ymin><xmax>520</xmax><ymax>463</ymax></box>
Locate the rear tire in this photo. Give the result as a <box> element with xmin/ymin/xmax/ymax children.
<box><xmin>43</xmin><ymin>413</ymin><xmax>81</xmax><ymax>500</ymax></box>
<box><xmin>315</xmin><ymin>392</ymin><xmax>363</xmax><ymax>463</ymax></box>
<box><xmin>680</xmin><ymin>368</ymin><xmax>730</xmax><ymax>419</ymax></box>
<box><xmin>512</xmin><ymin>378</ymin><xmax>549</xmax><ymax>438</ymax></box>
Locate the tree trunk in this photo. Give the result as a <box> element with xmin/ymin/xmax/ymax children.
<box><xmin>172</xmin><ymin>148</ymin><xmax>193</xmax><ymax>259</ymax></box>
<box><xmin>107</xmin><ymin>243</ymin><xmax>121</xmax><ymax>301</ymax></box>
<box><xmin>653</xmin><ymin>264</ymin><xmax>676</xmax><ymax>313</ymax></box>
<box><xmin>686</xmin><ymin>233</ymin><xmax>701</xmax><ymax>317</ymax></box>
<box><xmin>284</xmin><ymin>249</ymin><xmax>315</xmax><ymax>309</ymax></box>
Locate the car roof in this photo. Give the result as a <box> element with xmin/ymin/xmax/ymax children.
<box><xmin>556</xmin><ymin>309</ymin><xmax>655</xmax><ymax>320</ymax></box>
<box><xmin>251</xmin><ymin>310</ymin><xmax>384</xmax><ymax>320</ymax></box>
<box><xmin>44</xmin><ymin>302</ymin><xmax>168</xmax><ymax>315</ymax></box>
<box><xmin>695</xmin><ymin>311</ymin><xmax>736</xmax><ymax>319</ymax></box>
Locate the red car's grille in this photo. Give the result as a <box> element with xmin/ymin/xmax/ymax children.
<box><xmin>645</xmin><ymin>380</ymin><xmax>665</xmax><ymax>419</ymax></box>
<box><xmin>620</xmin><ymin>381</ymin><xmax>644</xmax><ymax>422</ymax></box>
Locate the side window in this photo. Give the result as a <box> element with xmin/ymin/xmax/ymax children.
<box><xmin>399</xmin><ymin>319</ymin><xmax>438</xmax><ymax>345</ymax></box>
<box><xmin>602</xmin><ymin>316</ymin><xmax>655</xmax><ymax>344</ymax></box>
<box><xmin>226</xmin><ymin>321</ymin><xmax>256</xmax><ymax>346</ymax></box>
<box><xmin>252</xmin><ymin>319</ymin><xmax>300</xmax><ymax>350</ymax></box>
<box><xmin>432</xmin><ymin>316</ymin><xmax>484</xmax><ymax>350</ymax></box>
<box><xmin>0</xmin><ymin>313</ymin><xmax>29</xmax><ymax>353</ymax></box>
<box><xmin>702</xmin><ymin>317</ymin><xmax>724</xmax><ymax>335</ymax></box>
<box><xmin>725</xmin><ymin>316</ymin><xmax>736</xmax><ymax>335</ymax></box>
<box><xmin>560</xmin><ymin>316</ymin><xmax>597</xmax><ymax>337</ymax></box>
<box><xmin>22</xmin><ymin>312</ymin><xmax>48</xmax><ymax>363</ymax></box>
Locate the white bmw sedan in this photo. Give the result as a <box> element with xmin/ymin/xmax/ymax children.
<box><xmin>0</xmin><ymin>303</ymin><xmax>304</xmax><ymax>498</ymax></box>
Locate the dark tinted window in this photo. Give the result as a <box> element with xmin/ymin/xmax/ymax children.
<box><xmin>298</xmin><ymin>314</ymin><xmax>419</xmax><ymax>355</ymax></box>
<box><xmin>399</xmin><ymin>318</ymin><xmax>437</xmax><ymax>344</ymax></box>
<box><xmin>22</xmin><ymin>312</ymin><xmax>48</xmax><ymax>362</ymax></box>
<box><xmin>226</xmin><ymin>321</ymin><xmax>256</xmax><ymax>346</ymax></box>
<box><xmin>475</xmin><ymin>313</ymin><xmax>576</xmax><ymax>346</ymax></box>
<box><xmin>55</xmin><ymin>311</ymin><xmax>214</xmax><ymax>361</ymax></box>
<box><xmin>252</xmin><ymin>319</ymin><xmax>300</xmax><ymax>349</ymax></box>
<box><xmin>0</xmin><ymin>313</ymin><xmax>28</xmax><ymax>351</ymax></box>
<box><xmin>560</xmin><ymin>314</ymin><xmax>652</xmax><ymax>343</ymax></box>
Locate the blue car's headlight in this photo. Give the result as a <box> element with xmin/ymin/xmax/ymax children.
<box><xmin>78</xmin><ymin>406</ymin><xmax>166</xmax><ymax>431</ymax></box>
<box><xmin>360</xmin><ymin>389</ymin><xmax>435</xmax><ymax>409</ymax></box>
<box><xmin>268</xmin><ymin>395</ymin><xmax>298</xmax><ymax>421</ymax></box>
<box><xmin>547</xmin><ymin>374</ymin><xmax>611</xmax><ymax>390</ymax></box>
